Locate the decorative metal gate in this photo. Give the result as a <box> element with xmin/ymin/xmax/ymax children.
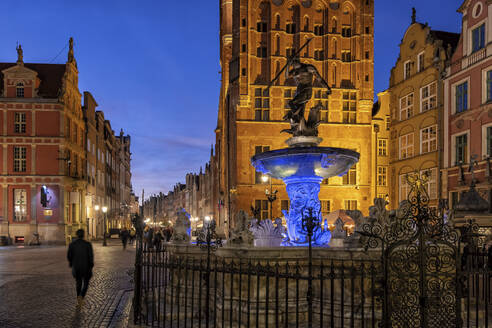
<box><xmin>359</xmin><ymin>174</ymin><xmax>461</xmax><ymax>328</ymax></box>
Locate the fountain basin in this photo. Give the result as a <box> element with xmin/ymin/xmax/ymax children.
<box><xmin>251</xmin><ymin>147</ymin><xmax>359</xmax><ymax>181</ymax></box>
<box><xmin>251</xmin><ymin>146</ymin><xmax>359</xmax><ymax>246</ymax></box>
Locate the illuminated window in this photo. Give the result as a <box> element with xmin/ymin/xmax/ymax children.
<box><xmin>377</xmin><ymin>166</ymin><xmax>387</xmax><ymax>186</ymax></box>
<box><xmin>314</xmin><ymin>89</ymin><xmax>329</xmax><ymax>123</ymax></box>
<box><xmin>378</xmin><ymin>139</ymin><xmax>387</xmax><ymax>156</ymax></box>
<box><xmin>342</xmin><ymin>92</ymin><xmax>356</xmax><ymax>123</ymax></box>
<box><xmin>16</xmin><ymin>82</ymin><xmax>24</xmax><ymax>98</ymax></box>
<box><xmin>254</xmin><ymin>88</ymin><xmax>270</xmax><ymax>121</ymax></box>
<box><xmin>14</xmin><ymin>189</ymin><xmax>27</xmax><ymax>222</ymax></box>
<box><xmin>14</xmin><ymin>112</ymin><xmax>26</xmax><ymax>133</ymax></box>
<box><xmin>399</xmin><ymin>174</ymin><xmax>411</xmax><ymax>202</ymax></box>
<box><xmin>421</xmin><ymin>125</ymin><xmax>437</xmax><ymax>154</ymax></box>
<box><xmin>420</xmin><ymin>82</ymin><xmax>436</xmax><ymax>112</ymax></box>
<box><xmin>399</xmin><ymin>133</ymin><xmax>414</xmax><ymax>159</ymax></box>
<box><xmin>321</xmin><ymin>200</ymin><xmax>331</xmax><ymax>216</ymax></box>
<box><xmin>344</xmin><ymin>200</ymin><xmax>357</xmax><ymax>210</ymax></box>
<box><xmin>13</xmin><ymin>146</ymin><xmax>26</xmax><ymax>172</ymax></box>
<box><xmin>400</xmin><ymin>93</ymin><xmax>414</xmax><ymax>120</ymax></box>
<box><xmin>254</xmin><ymin>146</ymin><xmax>270</xmax><ymax>183</ymax></box>
<box><xmin>254</xmin><ymin>199</ymin><xmax>269</xmax><ymax>220</ymax></box>
<box><xmin>343</xmin><ymin>164</ymin><xmax>356</xmax><ymax>185</ymax></box>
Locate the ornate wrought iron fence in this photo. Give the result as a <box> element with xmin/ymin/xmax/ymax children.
<box><xmin>132</xmin><ymin>174</ymin><xmax>492</xmax><ymax>327</ymax></box>
<box><xmin>134</xmin><ymin>244</ymin><xmax>383</xmax><ymax>327</ymax></box>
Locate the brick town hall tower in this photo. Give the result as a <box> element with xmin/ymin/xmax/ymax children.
<box><xmin>215</xmin><ymin>0</ymin><xmax>388</xmax><ymax>232</ymax></box>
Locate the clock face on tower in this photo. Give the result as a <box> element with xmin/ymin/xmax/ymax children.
<box><xmin>272</xmin><ymin>0</ymin><xmax>284</xmax><ymax>6</ymax></box>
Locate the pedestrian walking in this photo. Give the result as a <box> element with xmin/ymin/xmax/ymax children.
<box><xmin>130</xmin><ymin>228</ymin><xmax>136</xmax><ymax>245</ymax></box>
<box><xmin>67</xmin><ymin>229</ymin><xmax>94</xmax><ymax>308</ymax></box>
<box><xmin>121</xmin><ymin>227</ymin><xmax>129</xmax><ymax>250</ymax></box>
<box><xmin>153</xmin><ymin>229</ymin><xmax>163</xmax><ymax>250</ymax></box>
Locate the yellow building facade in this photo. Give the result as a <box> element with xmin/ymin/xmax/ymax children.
<box><xmin>387</xmin><ymin>20</ymin><xmax>459</xmax><ymax>209</ymax></box>
<box><xmin>216</xmin><ymin>0</ymin><xmax>385</xmax><ymax>233</ymax></box>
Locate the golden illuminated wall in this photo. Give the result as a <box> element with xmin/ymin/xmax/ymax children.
<box><xmin>387</xmin><ymin>22</ymin><xmax>458</xmax><ymax>210</ymax></box>
<box><xmin>217</xmin><ymin>0</ymin><xmax>377</xmax><ymax>232</ymax></box>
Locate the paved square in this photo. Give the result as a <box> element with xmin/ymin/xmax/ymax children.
<box><xmin>0</xmin><ymin>240</ymin><xmax>135</xmax><ymax>328</ymax></box>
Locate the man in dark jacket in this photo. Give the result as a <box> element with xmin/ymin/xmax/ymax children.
<box><xmin>67</xmin><ymin>229</ymin><xmax>94</xmax><ymax>307</ymax></box>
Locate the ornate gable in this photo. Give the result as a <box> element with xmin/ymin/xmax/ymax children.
<box><xmin>1</xmin><ymin>64</ymin><xmax>38</xmax><ymax>98</ymax></box>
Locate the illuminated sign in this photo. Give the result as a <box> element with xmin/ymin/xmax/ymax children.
<box><xmin>43</xmin><ymin>209</ymin><xmax>53</xmax><ymax>216</ymax></box>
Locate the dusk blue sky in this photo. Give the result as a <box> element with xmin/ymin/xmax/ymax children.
<box><xmin>0</xmin><ymin>0</ymin><xmax>464</xmax><ymax>198</ymax></box>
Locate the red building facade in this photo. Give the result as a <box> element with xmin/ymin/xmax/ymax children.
<box><xmin>444</xmin><ymin>0</ymin><xmax>492</xmax><ymax>213</ymax></box>
<box><xmin>0</xmin><ymin>40</ymin><xmax>97</xmax><ymax>244</ymax></box>
<box><xmin>0</xmin><ymin>41</ymin><xmax>134</xmax><ymax>245</ymax></box>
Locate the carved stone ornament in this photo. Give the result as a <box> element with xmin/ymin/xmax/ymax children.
<box><xmin>228</xmin><ymin>210</ymin><xmax>254</xmax><ymax>246</ymax></box>
<box><xmin>456</xmin><ymin>119</ymin><xmax>464</xmax><ymax>129</ymax></box>
<box><xmin>170</xmin><ymin>208</ymin><xmax>191</xmax><ymax>243</ymax></box>
<box><xmin>282</xmin><ymin>182</ymin><xmax>331</xmax><ymax>246</ymax></box>
<box><xmin>301</xmin><ymin>0</ymin><xmax>312</xmax><ymax>8</ymax></box>
<box><xmin>250</xmin><ymin>218</ymin><xmax>286</xmax><ymax>247</ymax></box>
<box><xmin>272</xmin><ymin>0</ymin><xmax>284</xmax><ymax>6</ymax></box>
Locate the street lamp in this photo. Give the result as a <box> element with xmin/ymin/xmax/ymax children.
<box><xmin>102</xmin><ymin>206</ymin><xmax>108</xmax><ymax>246</ymax></box>
<box><xmin>262</xmin><ymin>174</ymin><xmax>278</xmax><ymax>220</ymax></box>
<box><xmin>94</xmin><ymin>205</ymin><xmax>100</xmax><ymax>241</ymax></box>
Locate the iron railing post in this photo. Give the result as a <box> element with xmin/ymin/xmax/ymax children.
<box><xmin>132</xmin><ymin>213</ymin><xmax>144</xmax><ymax>325</ymax></box>
<box><xmin>302</xmin><ymin>207</ymin><xmax>317</xmax><ymax>328</ymax></box>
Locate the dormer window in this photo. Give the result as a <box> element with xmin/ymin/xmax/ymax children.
<box><xmin>472</xmin><ymin>24</ymin><xmax>485</xmax><ymax>53</ymax></box>
<box><xmin>16</xmin><ymin>82</ymin><xmax>24</xmax><ymax>98</ymax></box>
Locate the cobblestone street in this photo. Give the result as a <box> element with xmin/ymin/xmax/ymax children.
<box><xmin>0</xmin><ymin>239</ymin><xmax>135</xmax><ymax>328</ymax></box>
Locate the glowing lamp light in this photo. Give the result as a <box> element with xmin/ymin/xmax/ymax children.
<box><xmin>94</xmin><ymin>205</ymin><xmax>100</xmax><ymax>211</ymax></box>
<box><xmin>168</xmin><ymin>220</ymin><xmax>172</xmax><ymax>224</ymax></box>
<box><xmin>261</xmin><ymin>175</ymin><xmax>269</xmax><ymax>183</ymax></box>
<box><xmin>144</xmin><ymin>218</ymin><xmax>150</xmax><ymax>223</ymax></box>
<box><xmin>102</xmin><ymin>206</ymin><xmax>108</xmax><ymax>213</ymax></box>
<box><xmin>204</xmin><ymin>216</ymin><xmax>211</xmax><ymax>222</ymax></box>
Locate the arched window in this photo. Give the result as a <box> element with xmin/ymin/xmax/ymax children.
<box><xmin>16</xmin><ymin>82</ymin><xmax>24</xmax><ymax>98</ymax></box>
<box><xmin>304</xmin><ymin>37</ymin><xmax>310</xmax><ymax>57</ymax></box>
<box><xmin>332</xmin><ymin>64</ymin><xmax>337</xmax><ymax>86</ymax></box>
<box><xmin>304</xmin><ymin>17</ymin><xmax>309</xmax><ymax>32</ymax></box>
<box><xmin>276</xmin><ymin>35</ymin><xmax>281</xmax><ymax>55</ymax></box>
<box><xmin>332</xmin><ymin>38</ymin><xmax>337</xmax><ymax>58</ymax></box>
<box><xmin>332</xmin><ymin>17</ymin><xmax>337</xmax><ymax>33</ymax></box>
<box><xmin>275</xmin><ymin>14</ymin><xmax>280</xmax><ymax>29</ymax></box>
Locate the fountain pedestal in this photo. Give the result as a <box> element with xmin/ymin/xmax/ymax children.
<box><xmin>251</xmin><ymin>137</ymin><xmax>359</xmax><ymax>246</ymax></box>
